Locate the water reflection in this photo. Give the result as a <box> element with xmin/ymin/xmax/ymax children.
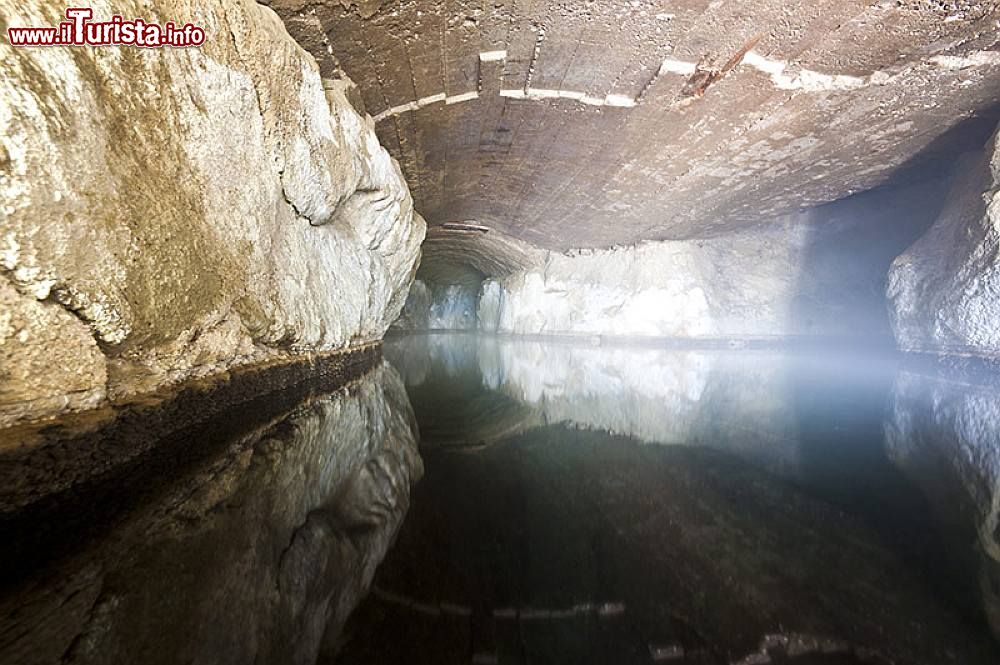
<box><xmin>885</xmin><ymin>368</ymin><xmax>1000</xmax><ymax>642</ymax></box>
<box><xmin>332</xmin><ymin>334</ymin><xmax>1000</xmax><ymax>664</ymax></box>
<box><xmin>4</xmin><ymin>336</ymin><xmax>1000</xmax><ymax>665</ymax></box>
<box><xmin>0</xmin><ymin>361</ymin><xmax>421</xmax><ymax>665</ymax></box>
<box><xmin>385</xmin><ymin>334</ymin><xmax>901</xmax><ymax>479</ymax></box>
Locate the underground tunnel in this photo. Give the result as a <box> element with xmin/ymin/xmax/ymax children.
<box><xmin>2</xmin><ymin>0</ymin><xmax>1000</xmax><ymax>663</ymax></box>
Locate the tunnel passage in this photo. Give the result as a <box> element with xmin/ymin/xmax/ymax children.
<box><xmin>4</xmin><ymin>1</ymin><xmax>1000</xmax><ymax>664</ymax></box>
<box><xmin>264</xmin><ymin>0</ymin><xmax>1000</xmax><ymax>346</ymax></box>
<box><xmin>393</xmin><ymin>224</ymin><xmax>544</xmax><ymax>330</ymax></box>
<box><xmin>391</xmin><ymin>110</ymin><xmax>1000</xmax><ymax>342</ymax></box>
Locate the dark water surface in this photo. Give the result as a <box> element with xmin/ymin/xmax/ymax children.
<box><xmin>2</xmin><ymin>335</ymin><xmax>999</xmax><ymax>665</ymax></box>
<box><xmin>0</xmin><ymin>360</ymin><xmax>422</xmax><ymax>665</ymax></box>
<box><xmin>338</xmin><ymin>334</ymin><xmax>1000</xmax><ymax>665</ymax></box>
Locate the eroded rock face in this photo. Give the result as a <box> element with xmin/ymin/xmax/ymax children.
<box><xmin>477</xmin><ymin>226</ymin><xmax>886</xmax><ymax>339</ymax></box>
<box><xmin>393</xmin><ymin>279</ymin><xmax>478</xmax><ymax>331</ymax></box>
<box><xmin>394</xmin><ymin>172</ymin><xmax>953</xmax><ymax>340</ymax></box>
<box><xmin>0</xmin><ymin>0</ymin><xmax>425</xmax><ymax>426</ymax></box>
<box><xmin>0</xmin><ymin>361</ymin><xmax>422</xmax><ymax>665</ymax></box>
<box><xmin>888</xmin><ymin>129</ymin><xmax>1000</xmax><ymax>359</ymax></box>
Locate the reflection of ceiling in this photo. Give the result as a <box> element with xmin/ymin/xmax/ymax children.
<box><xmin>267</xmin><ymin>1</ymin><xmax>1000</xmax><ymax>249</ymax></box>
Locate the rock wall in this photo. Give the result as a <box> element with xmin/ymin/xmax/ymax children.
<box><xmin>888</xmin><ymin>128</ymin><xmax>1000</xmax><ymax>359</ymax></box>
<box><xmin>392</xmin><ymin>279</ymin><xmax>478</xmax><ymax>331</ymax></box>
<box><xmin>391</xmin><ymin>172</ymin><xmax>947</xmax><ymax>341</ymax></box>
<box><xmin>0</xmin><ymin>0</ymin><xmax>425</xmax><ymax>426</ymax></box>
<box><xmin>476</xmin><ymin>224</ymin><xmax>894</xmax><ymax>340</ymax></box>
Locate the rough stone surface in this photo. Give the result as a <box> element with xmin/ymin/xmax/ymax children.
<box><xmin>0</xmin><ymin>0</ymin><xmax>425</xmax><ymax>426</ymax></box>
<box><xmin>888</xmin><ymin>129</ymin><xmax>1000</xmax><ymax>359</ymax></box>
<box><xmin>478</xmin><ymin>227</ymin><xmax>882</xmax><ymax>339</ymax></box>
<box><xmin>391</xmin><ymin>279</ymin><xmax>433</xmax><ymax>330</ymax></box>
<box><xmin>416</xmin><ymin>226</ymin><xmax>545</xmax><ymax>288</ymax></box>
<box><xmin>268</xmin><ymin>0</ymin><xmax>1000</xmax><ymax>249</ymax></box>
<box><xmin>0</xmin><ymin>280</ymin><xmax>108</xmax><ymax>420</ymax></box>
<box><xmin>393</xmin><ymin>279</ymin><xmax>478</xmax><ymax>331</ymax></box>
<box><xmin>0</xmin><ymin>361</ymin><xmax>422</xmax><ymax>665</ymax></box>
<box><xmin>399</xmin><ymin>173</ymin><xmax>955</xmax><ymax>340</ymax></box>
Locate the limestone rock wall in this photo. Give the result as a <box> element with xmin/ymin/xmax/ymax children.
<box><xmin>476</xmin><ymin>225</ymin><xmax>891</xmax><ymax>340</ymax></box>
<box><xmin>888</xmin><ymin>128</ymin><xmax>1000</xmax><ymax>359</ymax></box>
<box><xmin>0</xmin><ymin>0</ymin><xmax>425</xmax><ymax>426</ymax></box>
<box><xmin>392</xmin><ymin>279</ymin><xmax>478</xmax><ymax>331</ymax></box>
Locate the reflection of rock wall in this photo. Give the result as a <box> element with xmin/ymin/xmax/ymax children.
<box><xmin>386</xmin><ymin>335</ymin><xmax>805</xmax><ymax>473</ymax></box>
<box><xmin>483</xmin><ymin>339</ymin><xmax>804</xmax><ymax>471</ymax></box>
<box><xmin>888</xmin><ymin>128</ymin><xmax>1000</xmax><ymax>358</ymax></box>
<box><xmin>0</xmin><ymin>362</ymin><xmax>422</xmax><ymax>665</ymax></box>
<box><xmin>885</xmin><ymin>370</ymin><xmax>1000</xmax><ymax>640</ymax></box>
<box><xmin>356</xmin><ymin>394</ymin><xmax>1000</xmax><ymax>665</ymax></box>
<box><xmin>0</xmin><ymin>0</ymin><xmax>425</xmax><ymax>426</ymax></box>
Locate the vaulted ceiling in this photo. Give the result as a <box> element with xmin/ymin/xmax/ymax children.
<box><xmin>267</xmin><ymin>0</ymin><xmax>1000</xmax><ymax>249</ymax></box>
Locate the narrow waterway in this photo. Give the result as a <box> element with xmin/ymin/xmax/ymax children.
<box><xmin>2</xmin><ymin>335</ymin><xmax>999</xmax><ymax>665</ymax></box>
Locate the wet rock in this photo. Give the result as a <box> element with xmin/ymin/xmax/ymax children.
<box><xmin>412</xmin><ymin>176</ymin><xmax>947</xmax><ymax>341</ymax></box>
<box><xmin>476</xmin><ymin>279</ymin><xmax>503</xmax><ymax>332</ymax></box>
<box><xmin>888</xmin><ymin>127</ymin><xmax>1000</xmax><ymax>358</ymax></box>
<box><xmin>392</xmin><ymin>279</ymin><xmax>433</xmax><ymax>330</ymax></box>
<box><xmin>0</xmin><ymin>280</ymin><xmax>107</xmax><ymax>422</ymax></box>
<box><xmin>0</xmin><ymin>0</ymin><xmax>425</xmax><ymax>427</ymax></box>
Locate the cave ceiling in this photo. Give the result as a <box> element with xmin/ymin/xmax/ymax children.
<box><xmin>266</xmin><ymin>0</ymin><xmax>1000</xmax><ymax>250</ymax></box>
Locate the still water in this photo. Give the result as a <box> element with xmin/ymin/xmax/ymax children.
<box><xmin>343</xmin><ymin>334</ymin><xmax>1000</xmax><ymax>665</ymax></box>
<box><xmin>0</xmin><ymin>334</ymin><xmax>998</xmax><ymax>665</ymax></box>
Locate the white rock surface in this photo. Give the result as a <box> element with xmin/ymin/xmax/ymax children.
<box><xmin>0</xmin><ymin>0</ymin><xmax>425</xmax><ymax>425</ymax></box>
<box><xmin>888</xmin><ymin>128</ymin><xmax>1000</xmax><ymax>358</ymax></box>
<box><xmin>393</xmin><ymin>279</ymin><xmax>478</xmax><ymax>330</ymax></box>
<box><xmin>476</xmin><ymin>226</ymin><xmax>881</xmax><ymax>339</ymax></box>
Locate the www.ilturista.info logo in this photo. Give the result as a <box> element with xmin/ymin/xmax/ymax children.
<box><xmin>7</xmin><ymin>7</ymin><xmax>205</xmax><ymax>47</ymax></box>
